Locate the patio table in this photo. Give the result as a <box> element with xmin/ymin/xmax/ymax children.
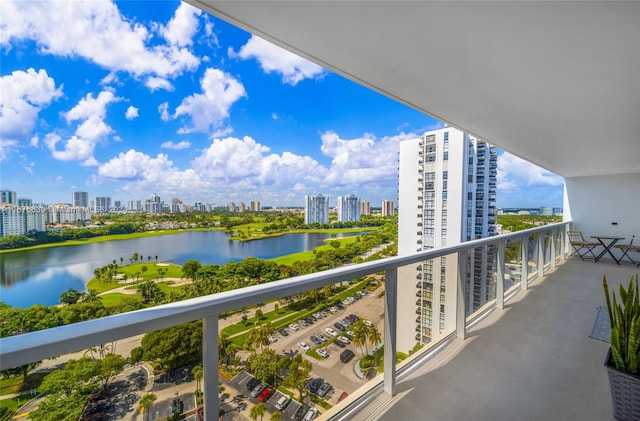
<box><xmin>591</xmin><ymin>235</ymin><xmax>625</xmax><ymax>265</ymax></box>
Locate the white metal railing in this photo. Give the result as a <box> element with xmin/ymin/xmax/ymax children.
<box><xmin>0</xmin><ymin>221</ymin><xmax>570</xmax><ymax>420</ymax></box>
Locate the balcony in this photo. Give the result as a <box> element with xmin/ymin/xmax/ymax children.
<box><xmin>4</xmin><ymin>222</ymin><xmax>623</xmax><ymax>421</ymax></box>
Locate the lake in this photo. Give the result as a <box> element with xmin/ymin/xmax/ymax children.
<box><xmin>0</xmin><ymin>231</ymin><xmax>357</xmax><ymax>308</ymax></box>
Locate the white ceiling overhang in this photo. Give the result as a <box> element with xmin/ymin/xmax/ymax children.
<box><xmin>185</xmin><ymin>1</ymin><xmax>640</xmax><ymax>178</ymax></box>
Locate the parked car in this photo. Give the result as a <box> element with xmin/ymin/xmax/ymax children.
<box><xmin>294</xmin><ymin>404</ymin><xmax>310</xmax><ymax>421</ymax></box>
<box><xmin>258</xmin><ymin>386</ymin><xmax>275</xmax><ymax>402</ymax></box>
<box><xmin>250</xmin><ymin>382</ymin><xmax>267</xmax><ymax>398</ymax></box>
<box><xmin>339</xmin><ymin>335</ymin><xmax>351</xmax><ymax>344</ymax></box>
<box><xmin>279</xmin><ymin>328</ymin><xmax>289</xmax><ymax>336</ymax></box>
<box><xmin>334</xmin><ymin>322</ymin><xmax>346</xmax><ymax>332</ymax></box>
<box><xmin>299</xmin><ymin>319</ymin><xmax>309</xmax><ymax>327</ymax></box>
<box><xmin>325</xmin><ymin>327</ymin><xmax>338</xmax><ymax>336</ymax></box>
<box><xmin>320</xmin><ymin>311</ymin><xmax>328</xmax><ymax>318</ymax></box>
<box><xmin>275</xmin><ymin>395</ymin><xmax>291</xmax><ymax>410</ymax></box>
<box><xmin>329</xmin><ymin>306</ymin><xmax>338</xmax><ymax>313</ymax></box>
<box><xmin>268</xmin><ymin>334</ymin><xmax>278</xmax><ymax>343</ymax></box>
<box><xmin>304</xmin><ymin>407</ymin><xmax>318</xmax><ymax>421</ymax></box>
<box><xmin>340</xmin><ymin>349</ymin><xmax>355</xmax><ymax>363</ymax></box>
<box><xmin>363</xmin><ymin>320</ymin><xmax>373</xmax><ymax>327</ymax></box>
<box><xmin>336</xmin><ymin>302</ymin><xmax>344</xmax><ymax>310</ymax></box>
<box><xmin>310</xmin><ymin>335</ymin><xmax>322</xmax><ymax>345</ymax></box>
<box><xmin>345</xmin><ymin>315</ymin><xmax>356</xmax><ymax>323</ymax></box>
<box><xmin>349</xmin><ymin>314</ymin><xmax>360</xmax><ymax>321</ymax></box>
<box><xmin>298</xmin><ymin>341</ymin><xmax>310</xmax><ymax>351</ymax></box>
<box><xmin>334</xmin><ymin>338</ymin><xmax>346</xmax><ymax>348</ymax></box>
<box><xmin>338</xmin><ymin>391</ymin><xmax>349</xmax><ymax>402</ymax></box>
<box><xmin>304</xmin><ymin>317</ymin><xmax>315</xmax><ymax>324</ymax></box>
<box><xmin>245</xmin><ymin>377</ymin><xmax>260</xmax><ymax>391</ymax></box>
<box><xmin>317</xmin><ymin>334</ymin><xmax>328</xmax><ymax>343</ymax></box>
<box><xmin>306</xmin><ymin>378</ymin><xmax>323</xmax><ymax>394</ymax></box>
<box><xmin>344</xmin><ymin>330</ymin><xmax>354</xmax><ymax>339</ymax></box>
<box><xmin>317</xmin><ymin>382</ymin><xmax>332</xmax><ymax>398</ymax></box>
<box><xmin>317</xmin><ymin>348</ymin><xmax>329</xmax><ymax>358</ymax></box>
<box><xmin>289</xmin><ymin>323</ymin><xmax>299</xmax><ymax>331</ymax></box>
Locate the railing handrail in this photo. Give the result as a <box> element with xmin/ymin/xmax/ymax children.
<box><xmin>0</xmin><ymin>221</ymin><xmax>569</xmax><ymax>370</ymax></box>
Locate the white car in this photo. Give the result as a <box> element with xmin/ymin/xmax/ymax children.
<box><xmin>268</xmin><ymin>334</ymin><xmax>278</xmax><ymax>343</ymax></box>
<box><xmin>298</xmin><ymin>341</ymin><xmax>310</xmax><ymax>351</ymax></box>
<box><xmin>339</xmin><ymin>335</ymin><xmax>351</xmax><ymax>344</ymax></box>
<box><xmin>304</xmin><ymin>408</ymin><xmax>318</xmax><ymax>421</ymax></box>
<box><xmin>317</xmin><ymin>348</ymin><xmax>329</xmax><ymax>358</ymax></box>
<box><xmin>317</xmin><ymin>334</ymin><xmax>328</xmax><ymax>343</ymax></box>
<box><xmin>325</xmin><ymin>327</ymin><xmax>338</xmax><ymax>337</ymax></box>
<box><xmin>363</xmin><ymin>320</ymin><xmax>374</xmax><ymax>327</ymax></box>
<box><xmin>289</xmin><ymin>323</ymin><xmax>299</xmax><ymax>331</ymax></box>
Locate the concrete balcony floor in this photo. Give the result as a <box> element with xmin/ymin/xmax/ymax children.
<box><xmin>352</xmin><ymin>258</ymin><xmax>639</xmax><ymax>421</ymax></box>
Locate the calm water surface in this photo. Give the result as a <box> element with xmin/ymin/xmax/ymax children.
<box><xmin>0</xmin><ymin>231</ymin><xmax>356</xmax><ymax>308</ymax></box>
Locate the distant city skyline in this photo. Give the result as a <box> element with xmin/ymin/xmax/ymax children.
<box><xmin>1</xmin><ymin>1</ymin><xmax>564</xmax><ymax>208</ymax></box>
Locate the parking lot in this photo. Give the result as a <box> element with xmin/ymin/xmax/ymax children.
<box><xmin>220</xmin><ymin>285</ymin><xmax>385</xmax><ymax>419</ymax></box>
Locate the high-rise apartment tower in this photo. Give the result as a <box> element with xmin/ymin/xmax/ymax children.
<box><xmin>304</xmin><ymin>195</ymin><xmax>329</xmax><ymax>224</ymax></box>
<box><xmin>337</xmin><ymin>195</ymin><xmax>361</xmax><ymax>222</ymax></box>
<box><xmin>397</xmin><ymin>127</ymin><xmax>497</xmax><ymax>352</ymax></box>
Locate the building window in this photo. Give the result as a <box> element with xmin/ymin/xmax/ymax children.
<box><xmin>425</xmin><ymin>228</ymin><xmax>434</xmax><ymax>235</ymax></box>
<box><xmin>443</xmin><ymin>151</ymin><xmax>449</xmax><ymax>161</ymax></box>
<box><xmin>441</xmin><ymin>228</ymin><xmax>447</xmax><ymax>237</ymax></box>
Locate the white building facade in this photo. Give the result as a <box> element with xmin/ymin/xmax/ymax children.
<box><xmin>304</xmin><ymin>195</ymin><xmax>329</xmax><ymax>224</ymax></box>
<box><xmin>0</xmin><ymin>206</ymin><xmax>47</xmax><ymax>237</ymax></box>
<box><xmin>397</xmin><ymin>128</ymin><xmax>497</xmax><ymax>352</ymax></box>
<box><xmin>336</xmin><ymin>195</ymin><xmax>361</xmax><ymax>222</ymax></box>
<box><xmin>381</xmin><ymin>200</ymin><xmax>395</xmax><ymax>216</ymax></box>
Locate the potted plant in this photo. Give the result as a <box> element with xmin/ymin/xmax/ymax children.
<box><xmin>603</xmin><ymin>274</ymin><xmax>640</xmax><ymax>421</ymax></box>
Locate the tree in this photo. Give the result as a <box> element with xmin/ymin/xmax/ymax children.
<box><xmin>367</xmin><ymin>324</ymin><xmax>383</xmax><ymax>365</ymax></box>
<box><xmin>95</xmin><ymin>353</ymin><xmax>126</xmax><ymax>389</ymax></box>
<box><xmin>218</xmin><ymin>333</ymin><xmax>237</xmax><ymax>368</ymax></box>
<box><xmin>247</xmin><ymin>324</ymin><xmax>270</xmax><ymax>351</ymax></box>
<box><xmin>250</xmin><ymin>402</ymin><xmax>266</xmax><ymax>421</ymax></box>
<box><xmin>246</xmin><ymin>348</ymin><xmax>279</xmax><ymax>385</ymax></box>
<box><xmin>182</xmin><ymin>259</ymin><xmax>201</xmax><ymax>280</ymax></box>
<box><xmin>140</xmin><ymin>321</ymin><xmax>202</xmax><ymax>370</ymax></box>
<box><xmin>132</xmin><ymin>252</ymin><xmax>139</xmax><ymax>264</ymax></box>
<box><xmin>255</xmin><ymin>308</ymin><xmax>263</xmax><ymax>319</ymax></box>
<box><xmin>140</xmin><ymin>393</ymin><xmax>157</xmax><ymax>421</ymax></box>
<box><xmin>60</xmin><ymin>288</ymin><xmax>83</xmax><ymax>305</ymax></box>
<box><xmin>352</xmin><ymin>321</ymin><xmax>369</xmax><ymax>357</ymax></box>
<box><xmin>83</xmin><ymin>289</ymin><xmax>102</xmax><ymax>303</ymax></box>
<box><xmin>39</xmin><ymin>357</ymin><xmax>100</xmax><ymax>397</ymax></box>
<box><xmin>270</xmin><ymin>411</ymin><xmax>283</xmax><ymax>421</ymax></box>
<box><xmin>283</xmin><ymin>354</ymin><xmax>312</xmax><ymax>401</ymax></box>
<box><xmin>192</xmin><ymin>365</ymin><xmax>203</xmax><ymax>393</ymax></box>
<box><xmin>137</xmin><ymin>280</ymin><xmax>165</xmax><ymax>304</ymax></box>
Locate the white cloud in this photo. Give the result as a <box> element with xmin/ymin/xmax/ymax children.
<box><xmin>321</xmin><ymin>131</ymin><xmax>416</xmax><ymax>185</ymax></box>
<box><xmin>1</xmin><ymin>0</ymin><xmax>199</xmax><ymax>80</ymax></box>
<box><xmin>158</xmin><ymin>103</ymin><xmax>170</xmax><ymax>121</ymax></box>
<box><xmin>161</xmin><ymin>140</ymin><xmax>191</xmax><ymax>150</ymax></box>
<box><xmin>0</xmin><ymin>68</ymin><xmax>62</xmax><ymax>160</ymax></box>
<box><xmin>158</xmin><ymin>2</ymin><xmax>201</xmax><ymax>47</ymax></box>
<box><xmin>192</xmin><ymin>136</ymin><xmax>327</xmax><ymax>187</ymax></box>
<box><xmin>167</xmin><ymin>68</ymin><xmax>246</xmax><ymax>134</ymax></box>
<box><xmin>145</xmin><ymin>77</ymin><xmax>174</xmax><ymax>92</ymax></box>
<box><xmin>230</xmin><ymin>35</ymin><xmax>325</xmax><ymax>86</ymax></box>
<box><xmin>125</xmin><ymin>105</ymin><xmax>139</xmax><ymax>120</ymax></box>
<box><xmin>497</xmin><ymin>152</ymin><xmax>564</xmax><ymax>192</ymax></box>
<box><xmin>98</xmin><ymin>149</ymin><xmax>208</xmax><ymax>195</ymax></box>
<box><xmin>45</xmin><ymin>90</ymin><xmax>118</xmax><ymax>165</ymax></box>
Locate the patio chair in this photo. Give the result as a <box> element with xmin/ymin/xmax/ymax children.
<box><xmin>613</xmin><ymin>234</ymin><xmax>640</xmax><ymax>266</ymax></box>
<box><xmin>567</xmin><ymin>230</ymin><xmax>600</xmax><ymax>260</ymax></box>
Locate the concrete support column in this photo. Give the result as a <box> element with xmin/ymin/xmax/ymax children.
<box><xmin>203</xmin><ymin>315</ymin><xmax>219</xmax><ymax>421</ymax></box>
<box><xmin>537</xmin><ymin>232</ymin><xmax>544</xmax><ymax>278</ymax></box>
<box><xmin>383</xmin><ymin>267</ymin><xmax>398</xmax><ymax>396</ymax></box>
<box><xmin>521</xmin><ymin>234</ymin><xmax>529</xmax><ymax>291</ymax></box>
<box><xmin>496</xmin><ymin>239</ymin><xmax>506</xmax><ymax>310</ymax></box>
<box><xmin>550</xmin><ymin>230</ymin><xmax>557</xmax><ymax>268</ymax></box>
<box><xmin>456</xmin><ymin>250</ymin><xmax>468</xmax><ymax>339</ymax></box>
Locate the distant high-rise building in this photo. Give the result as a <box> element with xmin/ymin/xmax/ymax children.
<box><xmin>540</xmin><ymin>206</ymin><xmax>552</xmax><ymax>216</ymax></box>
<box><xmin>251</xmin><ymin>200</ymin><xmax>261</xmax><ymax>212</ymax></box>
<box><xmin>18</xmin><ymin>198</ymin><xmax>33</xmax><ymax>207</ymax></box>
<box><xmin>238</xmin><ymin>202</ymin><xmax>246</xmax><ymax>212</ymax></box>
<box><xmin>229</xmin><ymin>202</ymin><xmax>236</xmax><ymax>212</ymax></box>
<box><xmin>94</xmin><ymin>196</ymin><xmax>112</xmax><ymax>213</ymax></box>
<box><xmin>114</xmin><ymin>201</ymin><xmax>121</xmax><ymax>209</ymax></box>
<box><xmin>360</xmin><ymin>200</ymin><xmax>371</xmax><ymax>216</ymax></box>
<box><xmin>381</xmin><ymin>200</ymin><xmax>395</xmax><ymax>216</ymax></box>
<box><xmin>145</xmin><ymin>194</ymin><xmax>163</xmax><ymax>213</ymax></box>
<box><xmin>304</xmin><ymin>195</ymin><xmax>329</xmax><ymax>224</ymax></box>
<box><xmin>47</xmin><ymin>204</ymin><xmax>91</xmax><ymax>225</ymax></box>
<box><xmin>337</xmin><ymin>195</ymin><xmax>361</xmax><ymax>222</ymax></box>
<box><xmin>127</xmin><ymin>200</ymin><xmax>143</xmax><ymax>212</ymax></box>
<box><xmin>0</xmin><ymin>205</ymin><xmax>47</xmax><ymax>237</ymax></box>
<box><xmin>73</xmin><ymin>191</ymin><xmax>89</xmax><ymax>208</ymax></box>
<box><xmin>1</xmin><ymin>190</ymin><xmax>17</xmax><ymax>205</ymax></box>
<box><xmin>397</xmin><ymin>127</ymin><xmax>497</xmax><ymax>352</ymax></box>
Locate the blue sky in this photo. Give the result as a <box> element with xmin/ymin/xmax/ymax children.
<box><xmin>0</xmin><ymin>1</ymin><xmax>564</xmax><ymax>208</ymax></box>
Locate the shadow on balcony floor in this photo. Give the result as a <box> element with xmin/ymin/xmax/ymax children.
<box><xmin>352</xmin><ymin>259</ymin><xmax>639</xmax><ymax>421</ymax></box>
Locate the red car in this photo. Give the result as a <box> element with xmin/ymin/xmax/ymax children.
<box><xmin>258</xmin><ymin>386</ymin><xmax>275</xmax><ymax>402</ymax></box>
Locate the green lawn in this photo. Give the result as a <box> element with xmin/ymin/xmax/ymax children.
<box><xmin>271</xmin><ymin>236</ymin><xmax>360</xmax><ymax>265</ymax></box>
<box><xmin>87</xmin><ymin>263</ymin><xmax>183</xmax><ymax>294</ymax></box>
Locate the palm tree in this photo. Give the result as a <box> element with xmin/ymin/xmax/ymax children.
<box><xmin>307</xmin><ymin>288</ymin><xmax>321</xmax><ymax>306</ymax></box>
<box><xmin>192</xmin><ymin>365</ymin><xmax>203</xmax><ymax>394</ymax></box>
<box><xmin>247</xmin><ymin>324</ymin><xmax>270</xmax><ymax>351</ymax></box>
<box><xmin>155</xmin><ymin>255</ymin><xmax>158</xmax><ymax>263</ymax></box>
<box><xmin>270</xmin><ymin>411</ymin><xmax>282</xmax><ymax>421</ymax></box>
<box><xmin>250</xmin><ymin>403</ymin><xmax>266</xmax><ymax>421</ymax></box>
<box><xmin>139</xmin><ymin>393</ymin><xmax>157</xmax><ymax>421</ymax></box>
<box><xmin>132</xmin><ymin>252</ymin><xmax>139</xmax><ymax>264</ymax></box>
<box><xmin>83</xmin><ymin>289</ymin><xmax>102</xmax><ymax>303</ymax></box>
<box><xmin>366</xmin><ymin>324</ymin><xmax>383</xmax><ymax>364</ymax></box>
<box><xmin>218</xmin><ymin>333</ymin><xmax>237</xmax><ymax>368</ymax></box>
<box><xmin>352</xmin><ymin>321</ymin><xmax>369</xmax><ymax>357</ymax></box>
<box><xmin>120</xmin><ymin>257</ymin><xmax>124</xmax><ymax>266</ymax></box>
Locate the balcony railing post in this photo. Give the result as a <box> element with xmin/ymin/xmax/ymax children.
<box><xmin>456</xmin><ymin>250</ymin><xmax>468</xmax><ymax>339</ymax></box>
<box><xmin>550</xmin><ymin>229</ymin><xmax>557</xmax><ymax>268</ymax></box>
<box><xmin>383</xmin><ymin>267</ymin><xmax>397</xmax><ymax>396</ymax></box>
<box><xmin>537</xmin><ymin>232</ymin><xmax>544</xmax><ymax>278</ymax></box>
<box><xmin>521</xmin><ymin>234</ymin><xmax>529</xmax><ymax>290</ymax></box>
<box><xmin>560</xmin><ymin>226</ymin><xmax>567</xmax><ymax>261</ymax></box>
<box><xmin>496</xmin><ymin>239</ymin><xmax>505</xmax><ymax>310</ymax></box>
<box><xmin>203</xmin><ymin>314</ymin><xmax>219</xmax><ymax>421</ymax></box>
